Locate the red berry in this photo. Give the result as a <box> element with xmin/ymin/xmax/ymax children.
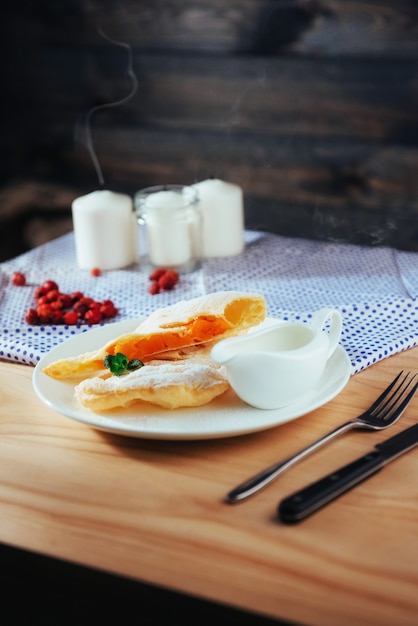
<box><xmin>79</xmin><ymin>296</ymin><xmax>94</xmax><ymax>306</ymax></box>
<box><xmin>149</xmin><ymin>268</ymin><xmax>168</xmax><ymax>281</ymax></box>
<box><xmin>12</xmin><ymin>271</ymin><xmax>26</xmax><ymax>286</ymax></box>
<box><xmin>63</xmin><ymin>311</ymin><xmax>79</xmax><ymax>325</ymax></box>
<box><xmin>42</xmin><ymin>280</ymin><xmax>59</xmax><ymax>292</ymax></box>
<box><xmin>51</xmin><ymin>310</ymin><xmax>64</xmax><ymax>324</ymax></box>
<box><xmin>148</xmin><ymin>282</ymin><xmax>160</xmax><ymax>295</ymax></box>
<box><xmin>37</xmin><ymin>303</ymin><xmax>52</xmax><ymax>314</ymax></box>
<box><xmin>158</xmin><ymin>274</ymin><xmax>176</xmax><ymax>290</ymax></box>
<box><xmin>84</xmin><ymin>309</ymin><xmax>102</xmax><ymax>325</ymax></box>
<box><xmin>91</xmin><ymin>267</ymin><xmax>101</xmax><ymax>277</ymax></box>
<box><xmin>73</xmin><ymin>301</ymin><xmax>89</xmax><ymax>316</ymax></box>
<box><xmin>100</xmin><ymin>303</ymin><xmax>118</xmax><ymax>318</ymax></box>
<box><xmin>46</xmin><ymin>289</ymin><xmax>60</xmax><ymax>302</ymax></box>
<box><xmin>25</xmin><ymin>308</ymin><xmax>39</xmax><ymax>324</ymax></box>
<box><xmin>50</xmin><ymin>299</ymin><xmax>64</xmax><ymax>310</ymax></box>
<box><xmin>34</xmin><ymin>286</ymin><xmax>47</xmax><ymax>299</ymax></box>
<box><xmin>164</xmin><ymin>269</ymin><xmax>179</xmax><ymax>283</ymax></box>
<box><xmin>37</xmin><ymin>303</ymin><xmax>52</xmax><ymax>324</ymax></box>
<box><xmin>58</xmin><ymin>294</ymin><xmax>72</xmax><ymax>308</ymax></box>
<box><xmin>70</xmin><ymin>291</ymin><xmax>84</xmax><ymax>303</ymax></box>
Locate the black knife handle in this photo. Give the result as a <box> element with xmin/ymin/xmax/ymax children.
<box><xmin>278</xmin><ymin>450</ymin><xmax>384</xmax><ymax>523</ymax></box>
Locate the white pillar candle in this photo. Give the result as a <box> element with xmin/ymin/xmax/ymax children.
<box><xmin>145</xmin><ymin>190</ymin><xmax>192</xmax><ymax>267</ymax></box>
<box><xmin>192</xmin><ymin>179</ymin><xmax>244</xmax><ymax>257</ymax></box>
<box><xmin>71</xmin><ymin>190</ymin><xmax>137</xmax><ymax>270</ymax></box>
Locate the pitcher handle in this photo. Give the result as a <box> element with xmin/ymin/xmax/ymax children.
<box><xmin>310</xmin><ymin>308</ymin><xmax>342</xmax><ymax>358</ymax></box>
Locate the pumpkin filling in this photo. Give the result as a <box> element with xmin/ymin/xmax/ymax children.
<box><xmin>108</xmin><ymin>316</ymin><xmax>230</xmax><ymax>361</ymax></box>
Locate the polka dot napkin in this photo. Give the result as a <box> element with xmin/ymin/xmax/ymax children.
<box><xmin>1</xmin><ymin>230</ymin><xmax>417</xmax><ymax>375</ymax></box>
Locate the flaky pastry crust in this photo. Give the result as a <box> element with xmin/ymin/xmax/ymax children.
<box><xmin>43</xmin><ymin>291</ymin><xmax>266</xmax><ymax>381</ymax></box>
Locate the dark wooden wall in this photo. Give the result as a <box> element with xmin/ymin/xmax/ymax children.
<box><xmin>1</xmin><ymin>0</ymin><xmax>418</xmax><ymax>261</ymax></box>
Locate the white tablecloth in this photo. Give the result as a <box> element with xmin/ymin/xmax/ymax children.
<box><xmin>1</xmin><ymin>230</ymin><xmax>417</xmax><ymax>374</ymax></box>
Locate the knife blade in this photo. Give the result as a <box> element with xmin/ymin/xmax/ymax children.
<box><xmin>278</xmin><ymin>422</ymin><xmax>418</xmax><ymax>523</ymax></box>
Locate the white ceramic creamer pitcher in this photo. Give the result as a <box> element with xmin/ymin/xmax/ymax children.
<box><xmin>211</xmin><ymin>308</ymin><xmax>342</xmax><ymax>410</ymax></box>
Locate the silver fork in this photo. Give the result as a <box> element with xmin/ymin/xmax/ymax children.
<box><xmin>226</xmin><ymin>370</ymin><xmax>418</xmax><ymax>503</ymax></box>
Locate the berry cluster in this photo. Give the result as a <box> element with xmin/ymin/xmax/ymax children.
<box><xmin>20</xmin><ymin>278</ymin><xmax>118</xmax><ymax>326</ymax></box>
<box><xmin>148</xmin><ymin>268</ymin><xmax>180</xmax><ymax>295</ymax></box>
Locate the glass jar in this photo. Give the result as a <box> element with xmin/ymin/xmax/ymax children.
<box><xmin>134</xmin><ymin>184</ymin><xmax>202</xmax><ymax>273</ymax></box>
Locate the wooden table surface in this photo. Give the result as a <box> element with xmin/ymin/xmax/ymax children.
<box><xmin>1</xmin><ymin>348</ymin><xmax>417</xmax><ymax>626</ymax></box>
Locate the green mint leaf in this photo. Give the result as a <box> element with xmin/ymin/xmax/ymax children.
<box><xmin>104</xmin><ymin>354</ymin><xmax>143</xmax><ymax>376</ymax></box>
<box><xmin>104</xmin><ymin>352</ymin><xmax>129</xmax><ymax>376</ymax></box>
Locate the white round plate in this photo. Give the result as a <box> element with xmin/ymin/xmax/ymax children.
<box><xmin>33</xmin><ymin>319</ymin><xmax>352</xmax><ymax>440</ymax></box>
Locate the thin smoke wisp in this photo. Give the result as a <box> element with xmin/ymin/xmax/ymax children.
<box><xmin>83</xmin><ymin>28</ymin><xmax>138</xmax><ymax>186</ymax></box>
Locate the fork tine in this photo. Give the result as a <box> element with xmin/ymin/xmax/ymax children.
<box><xmin>371</xmin><ymin>371</ymin><xmax>418</xmax><ymax>421</ymax></box>
<box><xmin>366</xmin><ymin>370</ymin><xmax>405</xmax><ymax>415</ymax></box>
<box><xmin>386</xmin><ymin>378</ymin><xmax>418</xmax><ymax>421</ymax></box>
